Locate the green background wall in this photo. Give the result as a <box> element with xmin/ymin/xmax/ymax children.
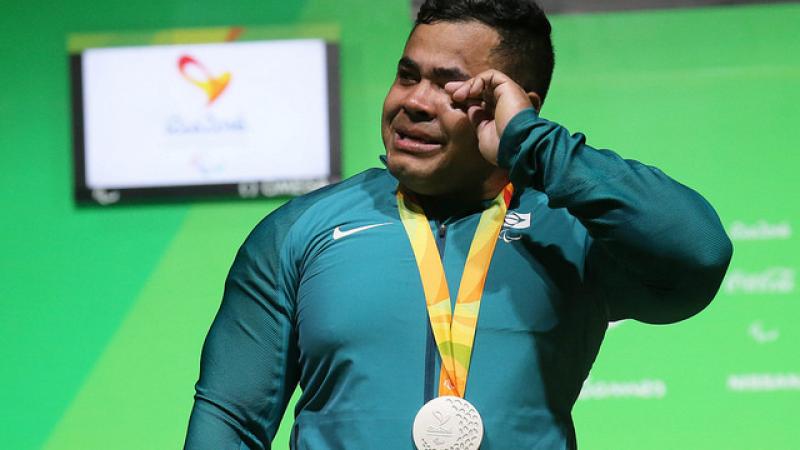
<box><xmin>1</xmin><ymin>1</ymin><xmax>797</xmax><ymax>448</ymax></box>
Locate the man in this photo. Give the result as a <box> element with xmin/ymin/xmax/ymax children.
<box><xmin>184</xmin><ymin>1</ymin><xmax>732</xmax><ymax>448</ymax></box>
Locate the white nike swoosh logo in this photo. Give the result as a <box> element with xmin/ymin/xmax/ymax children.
<box><xmin>332</xmin><ymin>222</ymin><xmax>392</xmax><ymax>240</ymax></box>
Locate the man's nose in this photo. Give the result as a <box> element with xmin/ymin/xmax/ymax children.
<box><xmin>402</xmin><ymin>81</ymin><xmax>437</xmax><ymax>122</ymax></box>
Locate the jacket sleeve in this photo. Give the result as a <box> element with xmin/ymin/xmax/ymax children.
<box><xmin>184</xmin><ymin>210</ymin><xmax>300</xmax><ymax>449</ymax></box>
<box><xmin>498</xmin><ymin>108</ymin><xmax>733</xmax><ymax>324</ymax></box>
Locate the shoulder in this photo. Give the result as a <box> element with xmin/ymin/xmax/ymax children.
<box><xmin>243</xmin><ymin>168</ymin><xmax>395</xmax><ymax>253</ymax></box>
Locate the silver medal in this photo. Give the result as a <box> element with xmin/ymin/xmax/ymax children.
<box><xmin>412</xmin><ymin>396</ymin><xmax>484</xmax><ymax>450</ymax></box>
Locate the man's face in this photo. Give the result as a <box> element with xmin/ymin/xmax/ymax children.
<box><xmin>382</xmin><ymin>21</ymin><xmax>503</xmax><ymax>196</ymax></box>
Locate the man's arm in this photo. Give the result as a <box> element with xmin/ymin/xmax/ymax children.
<box><xmin>185</xmin><ymin>212</ymin><xmax>300</xmax><ymax>449</ymax></box>
<box><xmin>447</xmin><ymin>70</ymin><xmax>733</xmax><ymax>324</ymax></box>
<box><xmin>498</xmin><ymin>108</ymin><xmax>732</xmax><ymax>323</ymax></box>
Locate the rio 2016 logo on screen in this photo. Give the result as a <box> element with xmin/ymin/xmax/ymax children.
<box><xmin>177</xmin><ymin>55</ymin><xmax>231</xmax><ymax>105</ymax></box>
<box><xmin>79</xmin><ymin>39</ymin><xmax>334</xmax><ymax>197</ymax></box>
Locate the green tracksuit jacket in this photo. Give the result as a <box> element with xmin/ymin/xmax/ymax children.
<box><xmin>184</xmin><ymin>108</ymin><xmax>732</xmax><ymax>449</ymax></box>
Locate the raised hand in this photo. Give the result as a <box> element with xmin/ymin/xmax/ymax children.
<box><xmin>445</xmin><ymin>70</ymin><xmax>538</xmax><ymax>165</ymax></box>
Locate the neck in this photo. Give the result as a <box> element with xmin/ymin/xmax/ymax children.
<box><xmin>407</xmin><ymin>170</ymin><xmax>509</xmax><ymax>220</ymax></box>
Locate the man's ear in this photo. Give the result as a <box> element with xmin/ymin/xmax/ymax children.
<box><xmin>527</xmin><ymin>92</ymin><xmax>542</xmax><ymax>113</ymax></box>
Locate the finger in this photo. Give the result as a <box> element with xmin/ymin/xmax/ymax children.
<box><xmin>476</xmin><ymin>70</ymin><xmax>512</xmax><ymax>101</ymax></box>
<box><xmin>466</xmin><ymin>104</ymin><xmax>489</xmax><ymax>129</ymax></box>
<box><xmin>468</xmin><ymin>76</ymin><xmax>485</xmax><ymax>99</ymax></box>
<box><xmin>454</xmin><ymin>79</ymin><xmax>475</xmax><ymax>102</ymax></box>
<box><xmin>449</xmin><ymin>70</ymin><xmax>524</xmax><ymax>114</ymax></box>
<box><xmin>447</xmin><ymin>80</ymin><xmax>466</xmax><ymax>102</ymax></box>
<box><xmin>444</xmin><ymin>81</ymin><xmax>464</xmax><ymax>95</ymax></box>
<box><xmin>474</xmin><ymin>69</ymin><xmax>509</xmax><ymax>90</ymax></box>
<box><xmin>447</xmin><ymin>81</ymin><xmax>473</xmax><ymax>110</ymax></box>
<box><xmin>454</xmin><ymin>72</ymin><xmax>503</xmax><ymax>106</ymax></box>
<box><xmin>483</xmin><ymin>78</ymin><xmax>497</xmax><ymax>109</ymax></box>
<box><xmin>449</xmin><ymin>96</ymin><xmax>482</xmax><ymax>114</ymax></box>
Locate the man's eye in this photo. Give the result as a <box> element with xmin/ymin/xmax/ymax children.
<box><xmin>397</xmin><ymin>70</ymin><xmax>418</xmax><ymax>84</ymax></box>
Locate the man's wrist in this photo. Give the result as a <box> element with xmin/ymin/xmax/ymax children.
<box><xmin>497</xmin><ymin>107</ymin><xmax>540</xmax><ymax>170</ymax></box>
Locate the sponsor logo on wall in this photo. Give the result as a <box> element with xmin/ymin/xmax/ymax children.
<box><xmin>723</xmin><ymin>220</ymin><xmax>795</xmax><ymax>294</ymax></box>
<box><xmin>727</xmin><ymin>373</ymin><xmax>800</xmax><ymax>392</ymax></box>
<box><xmin>748</xmin><ymin>320</ymin><xmax>780</xmax><ymax>344</ymax></box>
<box><xmin>579</xmin><ymin>378</ymin><xmax>667</xmax><ymax>400</ymax></box>
<box><xmin>724</xmin><ymin>219</ymin><xmax>796</xmax><ymax>395</ymax></box>
<box><xmin>723</xmin><ymin>267</ymin><xmax>795</xmax><ymax>295</ymax></box>
<box><xmin>728</xmin><ymin>220</ymin><xmax>792</xmax><ymax>241</ymax></box>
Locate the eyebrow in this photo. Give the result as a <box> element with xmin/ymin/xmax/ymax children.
<box><xmin>398</xmin><ymin>57</ymin><xmax>471</xmax><ymax>82</ymax></box>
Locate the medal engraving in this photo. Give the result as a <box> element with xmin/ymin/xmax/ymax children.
<box><xmin>413</xmin><ymin>396</ymin><xmax>483</xmax><ymax>450</ymax></box>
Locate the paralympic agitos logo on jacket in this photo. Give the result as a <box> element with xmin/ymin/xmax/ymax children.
<box><xmin>500</xmin><ymin>211</ymin><xmax>531</xmax><ymax>243</ymax></box>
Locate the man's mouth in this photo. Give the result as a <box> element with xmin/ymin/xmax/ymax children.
<box><xmin>394</xmin><ymin>129</ymin><xmax>443</xmax><ymax>153</ymax></box>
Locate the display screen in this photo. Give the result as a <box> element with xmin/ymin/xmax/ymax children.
<box><xmin>70</xmin><ymin>38</ymin><xmax>340</xmax><ymax>204</ymax></box>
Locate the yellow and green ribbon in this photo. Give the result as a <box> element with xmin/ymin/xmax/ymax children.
<box><xmin>397</xmin><ymin>184</ymin><xmax>513</xmax><ymax>398</ymax></box>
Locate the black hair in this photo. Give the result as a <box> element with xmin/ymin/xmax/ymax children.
<box><xmin>416</xmin><ymin>0</ymin><xmax>555</xmax><ymax>103</ymax></box>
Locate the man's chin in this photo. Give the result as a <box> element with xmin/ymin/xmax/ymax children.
<box><xmin>386</xmin><ymin>157</ymin><xmax>442</xmax><ymax>195</ymax></box>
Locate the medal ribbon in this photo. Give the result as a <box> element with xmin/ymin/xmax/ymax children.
<box><xmin>397</xmin><ymin>184</ymin><xmax>513</xmax><ymax>397</ymax></box>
